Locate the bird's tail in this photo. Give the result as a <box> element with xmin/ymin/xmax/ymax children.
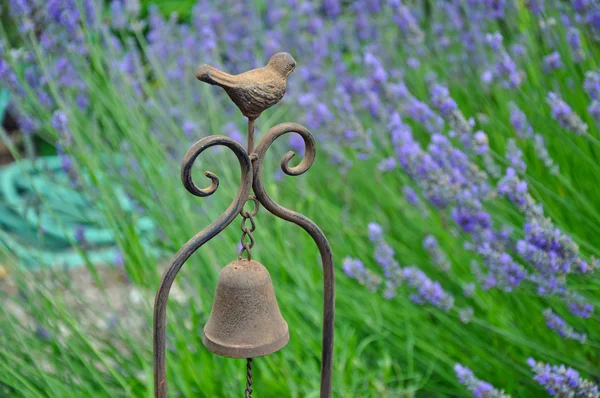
<box><xmin>195</xmin><ymin>65</ymin><xmax>237</xmax><ymax>88</ymax></box>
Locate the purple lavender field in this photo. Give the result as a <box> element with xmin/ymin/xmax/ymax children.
<box><xmin>0</xmin><ymin>0</ymin><xmax>599</xmax><ymax>397</ymax></box>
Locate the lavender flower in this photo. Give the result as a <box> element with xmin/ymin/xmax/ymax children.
<box><xmin>499</xmin><ymin>167</ymin><xmax>591</xmax><ymax>308</ymax></box>
<box><xmin>527</xmin><ymin>0</ymin><xmax>544</xmax><ymax>15</ymax></box>
<box><xmin>543</xmin><ymin>309</ymin><xmax>587</xmax><ymax>343</ymax></box>
<box><xmin>588</xmin><ymin>100</ymin><xmax>600</xmax><ymax>123</ymax></box>
<box><xmin>377</xmin><ymin>157</ymin><xmax>396</xmax><ymax>172</ymax></box>
<box><xmin>496</xmin><ymin>53</ymin><xmax>523</xmax><ymax>88</ymax></box>
<box><xmin>527</xmin><ymin>358</ymin><xmax>599</xmax><ymax>397</ymax></box>
<box><xmin>423</xmin><ymin>235</ymin><xmax>451</xmax><ymax>272</ymax></box>
<box><xmin>455</xmin><ymin>363</ymin><xmax>511</xmax><ymax>398</ymax></box>
<box><xmin>430</xmin><ymin>84</ymin><xmax>457</xmax><ymax>117</ymax></box>
<box><xmin>547</xmin><ymin>92</ymin><xmax>588</xmax><ymax>135</ymax></box>
<box><xmin>368</xmin><ymin>222</ymin><xmax>384</xmax><ymax>242</ymax></box>
<box><xmin>403</xmin><ymin>266</ymin><xmax>454</xmax><ymax>310</ymax></box>
<box><xmin>388</xmin><ymin>0</ymin><xmax>424</xmax><ymax>42</ymax></box>
<box><xmin>584</xmin><ymin>71</ymin><xmax>600</xmax><ymax>100</ymax></box>
<box><xmin>533</xmin><ymin>134</ymin><xmax>559</xmax><ymax>174</ymax></box>
<box><xmin>51</xmin><ymin>109</ymin><xmax>71</xmax><ymax>142</ymax></box>
<box><xmin>509</xmin><ymin>102</ymin><xmax>534</xmax><ymax>138</ymax></box>
<box><xmin>486</xmin><ymin>32</ymin><xmax>504</xmax><ymax>52</ymax></box>
<box><xmin>429</xmin><ymin>83</ymin><xmax>474</xmax><ymax>147</ymax></box>
<box><xmin>567</xmin><ymin>27</ymin><xmax>586</xmax><ymax>63</ymax></box>
<box><xmin>543</xmin><ymin>51</ymin><xmax>563</xmax><ymax>72</ymax></box>
<box><xmin>182</xmin><ymin>120</ymin><xmax>197</xmax><ymax>139</ymax></box>
<box><xmin>567</xmin><ymin>293</ymin><xmax>594</xmax><ymax>318</ymax></box>
<box><xmin>323</xmin><ymin>0</ymin><xmax>341</xmax><ymax>18</ymax></box>
<box><xmin>462</xmin><ymin>282</ymin><xmax>476</xmax><ymax>297</ymax></box>
<box><xmin>342</xmin><ymin>257</ymin><xmax>382</xmax><ymax>291</ymax></box>
<box><xmin>485</xmin><ymin>33</ymin><xmax>524</xmax><ymax>88</ymax></box>
<box><xmin>35</xmin><ymin>326</ymin><xmax>52</xmax><ymax>341</ymax></box>
<box><xmin>505</xmin><ymin>139</ymin><xmax>526</xmax><ymax>172</ymax></box>
<box><xmin>369</xmin><ymin>223</ymin><xmax>402</xmax><ymax>278</ymax></box>
<box><xmin>403</xmin><ymin>186</ymin><xmax>429</xmax><ymax>216</ymax></box>
<box><xmin>403</xmin><ymin>186</ymin><xmax>419</xmax><ymax>205</ymax></box>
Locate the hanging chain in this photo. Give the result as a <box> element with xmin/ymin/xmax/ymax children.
<box><xmin>240</xmin><ymin>195</ymin><xmax>258</xmax><ymax>397</ymax></box>
<box><xmin>239</xmin><ymin>195</ymin><xmax>259</xmax><ymax>260</ymax></box>
<box><xmin>244</xmin><ymin>358</ymin><xmax>253</xmax><ymax>398</ymax></box>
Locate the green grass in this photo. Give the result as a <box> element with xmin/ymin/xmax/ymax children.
<box><xmin>1</xmin><ymin>2</ymin><xmax>600</xmax><ymax>397</ymax></box>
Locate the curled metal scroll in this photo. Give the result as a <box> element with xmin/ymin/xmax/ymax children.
<box><xmin>252</xmin><ymin>122</ymin><xmax>335</xmax><ymax>398</ymax></box>
<box><xmin>153</xmin><ymin>135</ymin><xmax>252</xmax><ymax>398</ymax></box>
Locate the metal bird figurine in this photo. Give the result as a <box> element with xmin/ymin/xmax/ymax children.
<box><xmin>195</xmin><ymin>52</ymin><xmax>296</xmax><ymax>153</ymax></box>
<box><xmin>196</xmin><ymin>52</ymin><xmax>296</xmax><ymax>121</ymax></box>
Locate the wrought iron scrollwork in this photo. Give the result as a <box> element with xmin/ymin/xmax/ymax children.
<box><xmin>252</xmin><ymin>122</ymin><xmax>335</xmax><ymax>398</ymax></box>
<box><xmin>153</xmin><ymin>124</ymin><xmax>334</xmax><ymax>398</ymax></box>
<box><xmin>153</xmin><ymin>135</ymin><xmax>252</xmax><ymax>398</ymax></box>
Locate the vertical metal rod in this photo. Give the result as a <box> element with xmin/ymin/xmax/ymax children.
<box><xmin>247</xmin><ymin>118</ymin><xmax>256</xmax><ymax>155</ymax></box>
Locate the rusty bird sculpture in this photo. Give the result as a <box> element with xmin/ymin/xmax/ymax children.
<box><xmin>195</xmin><ymin>52</ymin><xmax>296</xmax><ymax>152</ymax></box>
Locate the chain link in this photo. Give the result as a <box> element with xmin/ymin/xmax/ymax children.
<box><xmin>244</xmin><ymin>358</ymin><xmax>253</xmax><ymax>398</ymax></box>
<box><xmin>239</xmin><ymin>196</ymin><xmax>259</xmax><ymax>260</ymax></box>
<box><xmin>239</xmin><ymin>197</ymin><xmax>258</xmax><ymax>397</ymax></box>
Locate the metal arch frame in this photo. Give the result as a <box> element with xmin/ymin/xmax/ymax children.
<box><xmin>153</xmin><ymin>122</ymin><xmax>335</xmax><ymax>398</ymax></box>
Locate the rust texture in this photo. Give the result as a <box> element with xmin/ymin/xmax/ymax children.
<box><xmin>202</xmin><ymin>259</ymin><xmax>289</xmax><ymax>358</ymax></box>
<box><xmin>195</xmin><ymin>52</ymin><xmax>296</xmax><ymax>121</ymax></box>
<box><xmin>153</xmin><ymin>54</ymin><xmax>335</xmax><ymax>398</ymax></box>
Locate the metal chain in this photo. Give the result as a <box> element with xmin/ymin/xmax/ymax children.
<box><xmin>239</xmin><ymin>196</ymin><xmax>257</xmax><ymax>396</ymax></box>
<box><xmin>239</xmin><ymin>196</ymin><xmax>259</xmax><ymax>260</ymax></box>
<box><xmin>244</xmin><ymin>358</ymin><xmax>253</xmax><ymax>398</ymax></box>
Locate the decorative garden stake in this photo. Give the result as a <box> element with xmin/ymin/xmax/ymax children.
<box><xmin>153</xmin><ymin>53</ymin><xmax>335</xmax><ymax>398</ymax></box>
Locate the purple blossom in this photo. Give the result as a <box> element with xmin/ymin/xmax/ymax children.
<box><xmin>423</xmin><ymin>235</ymin><xmax>451</xmax><ymax>272</ymax></box>
<box><xmin>484</xmin><ymin>0</ymin><xmax>507</xmax><ymax>19</ymax></box>
<box><xmin>342</xmin><ymin>257</ymin><xmax>382</xmax><ymax>291</ymax></box>
<box><xmin>403</xmin><ymin>266</ymin><xmax>454</xmax><ymax>310</ymax></box>
<box><xmin>533</xmin><ymin>134</ymin><xmax>558</xmax><ymax>174</ymax></box>
<box><xmin>527</xmin><ymin>0</ymin><xmax>545</xmax><ymax>15</ymax></box>
<box><xmin>388</xmin><ymin>0</ymin><xmax>424</xmax><ymax>42</ymax></box>
<box><xmin>567</xmin><ymin>28</ymin><xmax>585</xmax><ymax>63</ymax></box>
<box><xmin>547</xmin><ymin>92</ymin><xmax>588</xmax><ymax>135</ymax></box>
<box><xmin>368</xmin><ymin>222</ymin><xmax>384</xmax><ymax>242</ymax></box>
<box><xmin>496</xmin><ymin>53</ymin><xmax>523</xmax><ymax>88</ymax></box>
<box><xmin>35</xmin><ymin>325</ymin><xmax>52</xmax><ymax>341</ymax></box>
<box><xmin>567</xmin><ymin>294</ymin><xmax>594</xmax><ymax>318</ymax></box>
<box><xmin>589</xmin><ymin>100</ymin><xmax>600</xmax><ymax>123</ymax></box>
<box><xmin>485</xmin><ymin>32</ymin><xmax>504</xmax><ymax>52</ymax></box>
<box><xmin>183</xmin><ymin>120</ymin><xmax>197</xmax><ymax>139</ymax></box>
<box><xmin>462</xmin><ymin>282</ymin><xmax>476</xmax><ymax>297</ymax></box>
<box><xmin>365</xmin><ymin>52</ymin><xmax>388</xmax><ymax>86</ymax></box>
<box><xmin>455</xmin><ymin>363</ymin><xmax>510</xmax><ymax>398</ymax></box>
<box><xmin>405</xmin><ymin>98</ymin><xmax>444</xmax><ymax>133</ymax></box>
<box><xmin>543</xmin><ymin>308</ymin><xmax>587</xmax><ymax>343</ymax></box>
<box><xmin>505</xmin><ymin>139</ymin><xmax>526</xmax><ymax>172</ymax></box>
<box><xmin>403</xmin><ymin>186</ymin><xmax>418</xmax><ymax>204</ymax></box>
<box><xmin>323</xmin><ymin>0</ymin><xmax>341</xmax><ymax>18</ymax></box>
<box><xmin>584</xmin><ymin>71</ymin><xmax>600</xmax><ymax>100</ymax></box>
<box><xmin>377</xmin><ymin>157</ymin><xmax>396</xmax><ymax>172</ymax></box>
<box><xmin>430</xmin><ymin>84</ymin><xmax>457</xmax><ymax>117</ymax></box>
<box><xmin>473</xmin><ymin>131</ymin><xmax>489</xmax><ymax>154</ymax></box>
<box><xmin>528</xmin><ymin>358</ymin><xmax>599</xmax><ymax>397</ymax></box>
<box><xmin>110</xmin><ymin>1</ymin><xmax>127</xmax><ymax>29</ymax></box>
<box><xmin>543</xmin><ymin>52</ymin><xmax>563</xmax><ymax>72</ymax></box>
